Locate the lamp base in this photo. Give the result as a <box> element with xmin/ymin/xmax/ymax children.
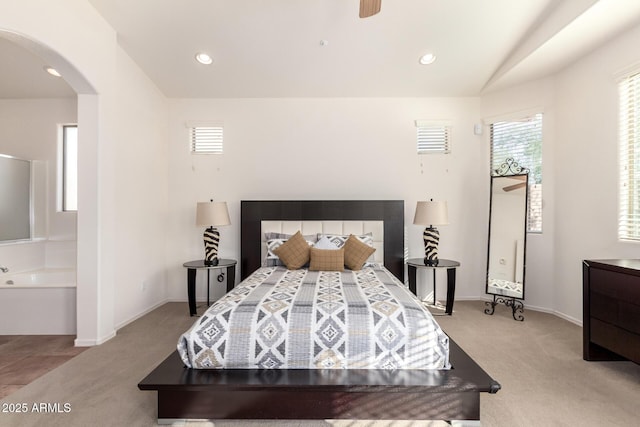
<box><xmin>204</xmin><ymin>227</ymin><xmax>220</xmax><ymax>266</ymax></box>
<box><xmin>423</xmin><ymin>226</ymin><xmax>440</xmax><ymax>265</ymax></box>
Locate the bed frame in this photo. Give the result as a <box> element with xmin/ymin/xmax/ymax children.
<box><xmin>139</xmin><ymin>200</ymin><xmax>500</xmax><ymax>424</ymax></box>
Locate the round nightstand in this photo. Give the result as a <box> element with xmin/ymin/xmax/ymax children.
<box><xmin>183</xmin><ymin>259</ymin><xmax>237</xmax><ymax>316</ymax></box>
<box><xmin>406</xmin><ymin>258</ymin><xmax>460</xmax><ymax>315</ymax></box>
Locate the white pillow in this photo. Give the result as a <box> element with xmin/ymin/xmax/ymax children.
<box><xmin>263</xmin><ymin>232</ymin><xmax>317</xmax><ymax>266</ymax></box>
<box><xmin>317</xmin><ymin>233</ymin><xmax>376</xmax><ymax>264</ymax></box>
<box><xmin>314</xmin><ymin>236</ymin><xmax>340</xmax><ymax>250</ymax></box>
<box><xmin>317</xmin><ymin>233</ymin><xmax>374</xmax><ymax>249</ymax></box>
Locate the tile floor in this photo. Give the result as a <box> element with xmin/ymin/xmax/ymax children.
<box><xmin>0</xmin><ymin>335</ymin><xmax>86</xmax><ymax>399</ymax></box>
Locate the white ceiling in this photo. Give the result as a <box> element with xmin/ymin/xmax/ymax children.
<box><xmin>3</xmin><ymin>0</ymin><xmax>640</xmax><ymax>99</ymax></box>
<box><xmin>0</xmin><ymin>38</ymin><xmax>75</xmax><ymax>98</ymax></box>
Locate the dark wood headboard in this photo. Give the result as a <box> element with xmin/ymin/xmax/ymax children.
<box><xmin>240</xmin><ymin>200</ymin><xmax>405</xmax><ymax>282</ymax></box>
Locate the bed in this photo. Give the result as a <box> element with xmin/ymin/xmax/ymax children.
<box><xmin>139</xmin><ymin>200</ymin><xmax>500</xmax><ymax>424</ymax></box>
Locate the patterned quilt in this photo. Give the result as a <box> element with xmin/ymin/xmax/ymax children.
<box><xmin>177</xmin><ymin>265</ymin><xmax>450</xmax><ymax>370</ymax></box>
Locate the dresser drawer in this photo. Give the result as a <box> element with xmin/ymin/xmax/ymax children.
<box><xmin>583</xmin><ymin>260</ymin><xmax>640</xmax><ymax>363</ymax></box>
<box><xmin>590</xmin><ymin>291</ymin><xmax>640</xmax><ymax>335</ymax></box>
<box><xmin>590</xmin><ymin>268</ymin><xmax>640</xmax><ymax>305</ymax></box>
<box><xmin>591</xmin><ymin>318</ymin><xmax>640</xmax><ymax>364</ymax></box>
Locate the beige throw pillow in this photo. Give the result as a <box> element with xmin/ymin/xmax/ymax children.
<box><xmin>272</xmin><ymin>230</ymin><xmax>310</xmax><ymax>269</ymax></box>
<box><xmin>343</xmin><ymin>234</ymin><xmax>376</xmax><ymax>270</ymax></box>
<box><xmin>309</xmin><ymin>247</ymin><xmax>344</xmax><ymax>271</ymax></box>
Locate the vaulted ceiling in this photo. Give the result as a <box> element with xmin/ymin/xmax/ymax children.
<box><xmin>3</xmin><ymin>0</ymin><xmax>640</xmax><ymax>99</ymax></box>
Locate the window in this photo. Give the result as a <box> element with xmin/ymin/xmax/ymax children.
<box><xmin>619</xmin><ymin>71</ymin><xmax>640</xmax><ymax>240</ymax></box>
<box><xmin>189</xmin><ymin>124</ymin><xmax>223</xmax><ymax>154</ymax></box>
<box><xmin>490</xmin><ymin>113</ymin><xmax>543</xmax><ymax>233</ymax></box>
<box><xmin>415</xmin><ymin>121</ymin><xmax>451</xmax><ymax>154</ymax></box>
<box><xmin>62</xmin><ymin>125</ymin><xmax>78</xmax><ymax>212</ymax></box>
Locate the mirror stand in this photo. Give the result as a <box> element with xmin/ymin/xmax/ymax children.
<box><xmin>485</xmin><ymin>157</ymin><xmax>529</xmax><ymax>322</ymax></box>
<box><xmin>484</xmin><ymin>295</ymin><xmax>525</xmax><ymax>321</ymax></box>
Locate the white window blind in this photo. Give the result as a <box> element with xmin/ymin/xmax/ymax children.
<box><xmin>189</xmin><ymin>125</ymin><xmax>223</xmax><ymax>154</ymax></box>
<box><xmin>490</xmin><ymin>113</ymin><xmax>543</xmax><ymax>233</ymax></box>
<box><xmin>415</xmin><ymin>121</ymin><xmax>451</xmax><ymax>154</ymax></box>
<box><xmin>619</xmin><ymin>72</ymin><xmax>640</xmax><ymax>240</ymax></box>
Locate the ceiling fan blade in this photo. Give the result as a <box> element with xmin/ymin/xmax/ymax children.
<box><xmin>360</xmin><ymin>0</ymin><xmax>381</xmax><ymax>18</ymax></box>
<box><xmin>503</xmin><ymin>182</ymin><xmax>526</xmax><ymax>192</ymax></box>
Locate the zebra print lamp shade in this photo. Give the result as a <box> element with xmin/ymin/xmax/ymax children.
<box><xmin>196</xmin><ymin>200</ymin><xmax>231</xmax><ymax>266</ymax></box>
<box><xmin>413</xmin><ymin>200</ymin><xmax>449</xmax><ymax>266</ymax></box>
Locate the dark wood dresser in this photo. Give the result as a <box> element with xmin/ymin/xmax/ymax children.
<box><xmin>583</xmin><ymin>259</ymin><xmax>640</xmax><ymax>364</ymax></box>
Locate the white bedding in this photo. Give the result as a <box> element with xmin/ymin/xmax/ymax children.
<box><xmin>178</xmin><ymin>264</ymin><xmax>450</xmax><ymax>370</ymax></box>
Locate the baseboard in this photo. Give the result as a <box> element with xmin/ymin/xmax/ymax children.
<box><xmin>115</xmin><ymin>299</ymin><xmax>170</xmax><ymax>331</ymax></box>
<box><xmin>463</xmin><ymin>296</ymin><xmax>583</xmax><ymax>327</ymax></box>
<box><xmin>74</xmin><ymin>299</ymin><xmax>171</xmax><ymax>347</ymax></box>
<box><xmin>74</xmin><ymin>330</ymin><xmax>116</xmax><ymax>347</ymax></box>
<box><xmin>558</xmin><ymin>312</ymin><xmax>582</xmax><ymax>326</ymax></box>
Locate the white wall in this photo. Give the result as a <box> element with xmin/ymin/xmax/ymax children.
<box><xmin>166</xmin><ymin>97</ymin><xmax>489</xmax><ymax>304</ymax></box>
<box><xmin>113</xmin><ymin>46</ymin><xmax>169</xmax><ymax>328</ymax></box>
<box><xmin>1</xmin><ymin>0</ymin><xmax>170</xmax><ymax>344</ymax></box>
<box><xmin>2</xmin><ymin>0</ymin><xmax>118</xmax><ymax>345</ymax></box>
<box><xmin>480</xmin><ymin>22</ymin><xmax>640</xmax><ymax>324</ymax></box>
<box><xmin>6</xmin><ymin>1</ymin><xmax>639</xmax><ymax>338</ymax></box>
<box><xmin>0</xmin><ymin>98</ymin><xmax>77</xmax><ymax>273</ymax></box>
<box><xmin>552</xmin><ymin>23</ymin><xmax>640</xmax><ymax>322</ymax></box>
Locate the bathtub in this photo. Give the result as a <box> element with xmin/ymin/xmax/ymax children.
<box><xmin>0</xmin><ymin>268</ymin><xmax>76</xmax><ymax>334</ymax></box>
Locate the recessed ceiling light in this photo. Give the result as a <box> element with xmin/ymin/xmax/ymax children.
<box><xmin>419</xmin><ymin>53</ymin><xmax>436</xmax><ymax>65</ymax></box>
<box><xmin>44</xmin><ymin>66</ymin><xmax>61</xmax><ymax>77</ymax></box>
<box><xmin>195</xmin><ymin>52</ymin><xmax>213</xmax><ymax>65</ymax></box>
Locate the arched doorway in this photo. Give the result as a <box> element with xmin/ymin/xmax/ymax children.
<box><xmin>0</xmin><ymin>29</ymin><xmax>105</xmax><ymax>345</ymax></box>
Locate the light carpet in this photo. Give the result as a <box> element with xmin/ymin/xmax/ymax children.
<box><xmin>0</xmin><ymin>301</ymin><xmax>639</xmax><ymax>426</ymax></box>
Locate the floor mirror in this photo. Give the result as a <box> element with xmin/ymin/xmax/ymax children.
<box><xmin>484</xmin><ymin>158</ymin><xmax>528</xmax><ymax>321</ymax></box>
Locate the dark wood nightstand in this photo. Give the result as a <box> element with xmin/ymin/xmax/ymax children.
<box><xmin>407</xmin><ymin>258</ymin><xmax>460</xmax><ymax>315</ymax></box>
<box><xmin>183</xmin><ymin>259</ymin><xmax>236</xmax><ymax>316</ymax></box>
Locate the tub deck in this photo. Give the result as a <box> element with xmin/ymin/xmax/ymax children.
<box><xmin>0</xmin><ymin>268</ymin><xmax>76</xmax><ymax>334</ymax></box>
<box><xmin>1</xmin><ymin>268</ymin><xmax>76</xmax><ymax>288</ymax></box>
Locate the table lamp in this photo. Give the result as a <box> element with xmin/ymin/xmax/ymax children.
<box><xmin>196</xmin><ymin>200</ymin><xmax>231</xmax><ymax>265</ymax></box>
<box><xmin>413</xmin><ymin>199</ymin><xmax>449</xmax><ymax>266</ymax></box>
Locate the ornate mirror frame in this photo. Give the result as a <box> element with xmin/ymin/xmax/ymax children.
<box><xmin>484</xmin><ymin>158</ymin><xmax>529</xmax><ymax>321</ymax></box>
